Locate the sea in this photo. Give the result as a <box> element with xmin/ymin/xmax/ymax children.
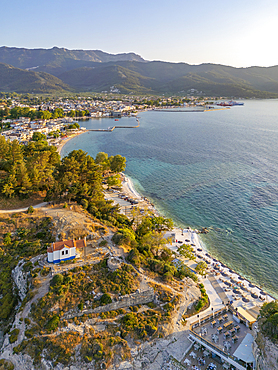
<box><xmin>61</xmin><ymin>100</ymin><xmax>278</xmax><ymax>298</ymax></box>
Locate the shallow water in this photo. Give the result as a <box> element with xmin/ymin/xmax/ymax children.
<box><xmin>62</xmin><ymin>100</ymin><xmax>278</xmax><ymax>297</ymax></box>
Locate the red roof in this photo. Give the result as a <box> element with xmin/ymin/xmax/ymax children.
<box><xmin>47</xmin><ymin>238</ymin><xmax>86</xmax><ymax>253</ymax></box>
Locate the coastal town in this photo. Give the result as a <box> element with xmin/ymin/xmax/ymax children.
<box><xmin>0</xmin><ymin>93</ymin><xmax>217</xmax><ymax>144</ymax></box>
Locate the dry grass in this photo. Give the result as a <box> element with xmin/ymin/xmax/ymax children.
<box><xmin>0</xmin><ymin>192</ymin><xmax>46</xmax><ymax>210</ymax></box>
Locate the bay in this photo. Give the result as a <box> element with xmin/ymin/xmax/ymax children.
<box><xmin>61</xmin><ymin>100</ymin><xmax>278</xmax><ymax>297</ymax></box>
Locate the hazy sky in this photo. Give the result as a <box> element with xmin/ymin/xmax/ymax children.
<box><xmin>1</xmin><ymin>0</ymin><xmax>278</xmax><ymax>67</ymax></box>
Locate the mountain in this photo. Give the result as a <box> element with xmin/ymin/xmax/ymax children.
<box><xmin>0</xmin><ymin>46</ymin><xmax>145</xmax><ymax>75</ymax></box>
<box><xmin>59</xmin><ymin>65</ymin><xmax>157</xmax><ymax>93</ymax></box>
<box><xmin>57</xmin><ymin>61</ymin><xmax>278</xmax><ymax>97</ymax></box>
<box><xmin>0</xmin><ymin>63</ymin><xmax>71</xmax><ymax>93</ymax></box>
<box><xmin>1</xmin><ymin>46</ymin><xmax>278</xmax><ymax>97</ymax></box>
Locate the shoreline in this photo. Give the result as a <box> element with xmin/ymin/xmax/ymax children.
<box><xmin>117</xmin><ymin>174</ymin><xmax>276</xmax><ymax>303</ymax></box>
<box><xmin>59</xmin><ymin>125</ymin><xmax>276</xmax><ymax>303</ymax></box>
<box><xmin>57</xmin><ymin>130</ymin><xmax>87</xmax><ymax>155</ymax></box>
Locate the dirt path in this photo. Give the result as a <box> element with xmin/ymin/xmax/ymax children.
<box><xmin>0</xmin><ymin>202</ymin><xmax>48</xmax><ymax>214</ymax></box>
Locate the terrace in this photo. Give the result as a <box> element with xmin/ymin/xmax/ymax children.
<box><xmin>186</xmin><ymin>307</ymin><xmax>255</xmax><ymax>370</ymax></box>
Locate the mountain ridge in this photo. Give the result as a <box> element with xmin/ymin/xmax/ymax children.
<box><xmin>1</xmin><ymin>46</ymin><xmax>278</xmax><ymax>97</ymax></box>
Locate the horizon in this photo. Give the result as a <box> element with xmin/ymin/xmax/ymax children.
<box><xmin>0</xmin><ymin>44</ymin><xmax>277</xmax><ymax>70</ymax></box>
<box><xmin>1</xmin><ymin>0</ymin><xmax>278</xmax><ymax>69</ymax></box>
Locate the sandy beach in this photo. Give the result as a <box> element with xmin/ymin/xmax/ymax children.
<box><xmin>57</xmin><ymin>130</ymin><xmax>87</xmax><ymax>155</ymax></box>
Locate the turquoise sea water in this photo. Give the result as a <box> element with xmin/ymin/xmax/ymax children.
<box><xmin>61</xmin><ymin>100</ymin><xmax>278</xmax><ymax>297</ymax></box>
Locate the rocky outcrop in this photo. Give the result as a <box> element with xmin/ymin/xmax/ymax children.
<box><xmin>12</xmin><ymin>259</ymin><xmax>28</xmax><ymax>301</ymax></box>
<box><xmin>252</xmin><ymin>323</ymin><xmax>278</xmax><ymax>370</ymax></box>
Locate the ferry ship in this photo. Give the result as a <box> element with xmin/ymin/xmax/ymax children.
<box><xmin>216</xmin><ymin>100</ymin><xmax>244</xmax><ymax>106</ymax></box>
<box><xmin>228</xmin><ymin>100</ymin><xmax>244</xmax><ymax>106</ymax></box>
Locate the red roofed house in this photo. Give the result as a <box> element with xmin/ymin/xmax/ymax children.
<box><xmin>47</xmin><ymin>238</ymin><xmax>86</xmax><ymax>263</ymax></box>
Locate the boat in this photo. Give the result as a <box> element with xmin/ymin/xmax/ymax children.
<box><xmin>216</xmin><ymin>102</ymin><xmax>233</xmax><ymax>107</ymax></box>
<box><xmin>115</xmin><ymin>119</ymin><xmax>119</xmax><ymax>121</ymax></box>
<box><xmin>228</xmin><ymin>100</ymin><xmax>244</xmax><ymax>106</ymax></box>
<box><xmin>216</xmin><ymin>100</ymin><xmax>244</xmax><ymax>107</ymax></box>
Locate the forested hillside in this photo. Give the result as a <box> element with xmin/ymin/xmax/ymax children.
<box><xmin>1</xmin><ymin>46</ymin><xmax>278</xmax><ymax>96</ymax></box>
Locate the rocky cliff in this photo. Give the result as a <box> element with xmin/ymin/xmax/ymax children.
<box><xmin>253</xmin><ymin>323</ymin><xmax>278</xmax><ymax>370</ymax></box>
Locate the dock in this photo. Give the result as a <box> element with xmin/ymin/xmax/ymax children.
<box><xmin>87</xmin><ymin>118</ymin><xmax>140</xmax><ymax>132</ymax></box>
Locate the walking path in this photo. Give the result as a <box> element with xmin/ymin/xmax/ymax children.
<box><xmin>0</xmin><ymin>202</ymin><xmax>48</xmax><ymax>214</ymax></box>
<box><xmin>208</xmin><ymin>274</ymin><xmax>230</xmax><ymax>305</ymax></box>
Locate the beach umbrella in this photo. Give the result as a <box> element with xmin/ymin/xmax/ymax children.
<box><xmin>197</xmin><ymin>248</ymin><xmax>202</xmax><ymax>251</ymax></box>
<box><xmin>242</xmin><ymin>297</ymin><xmax>249</xmax><ymax>303</ymax></box>
<box><xmin>260</xmin><ymin>291</ymin><xmax>267</xmax><ymax>295</ymax></box>
<box><xmin>238</xmin><ymin>276</ymin><xmax>244</xmax><ymax>280</ymax></box>
<box><xmin>251</xmin><ymin>293</ymin><xmax>258</xmax><ymax>299</ymax></box>
<box><xmin>249</xmin><ymin>283</ymin><xmax>255</xmax><ymax>288</ymax></box>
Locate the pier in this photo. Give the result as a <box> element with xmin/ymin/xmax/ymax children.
<box><xmin>87</xmin><ymin>118</ymin><xmax>140</xmax><ymax>132</ymax></box>
<box><xmin>153</xmin><ymin>108</ymin><xmax>229</xmax><ymax>113</ymax></box>
<box><xmin>153</xmin><ymin>109</ymin><xmax>205</xmax><ymax>112</ymax></box>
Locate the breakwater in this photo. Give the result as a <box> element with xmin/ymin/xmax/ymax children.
<box><xmin>153</xmin><ymin>109</ymin><xmax>205</xmax><ymax>113</ymax></box>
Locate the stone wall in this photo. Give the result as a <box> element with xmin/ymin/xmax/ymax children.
<box><xmin>62</xmin><ymin>289</ymin><xmax>154</xmax><ymax>320</ymax></box>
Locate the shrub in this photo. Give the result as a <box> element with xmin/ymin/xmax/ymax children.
<box><xmin>99</xmin><ymin>240</ymin><xmax>108</xmax><ymax>247</ymax></box>
<box><xmin>51</xmin><ymin>273</ymin><xmax>64</xmax><ymax>287</ymax></box>
<box><xmin>0</xmin><ymin>359</ymin><xmax>15</xmax><ymax>370</ymax></box>
<box><xmin>46</xmin><ymin>315</ymin><xmax>60</xmax><ymax>332</ymax></box>
<box><xmin>129</xmin><ymin>306</ymin><xmax>139</xmax><ymax>312</ymax></box>
<box><xmin>100</xmin><ymin>293</ymin><xmax>112</xmax><ymax>305</ymax></box>
<box><xmin>27</xmin><ymin>206</ymin><xmax>34</xmax><ymax>214</ymax></box>
<box><xmin>93</xmin><ymin>351</ymin><xmax>103</xmax><ymax>360</ymax></box>
<box><xmin>81</xmin><ymin>199</ymin><xmax>89</xmax><ymax>210</ymax></box>
<box><xmin>147</xmin><ymin>302</ymin><xmax>156</xmax><ymax>309</ymax></box>
<box><xmin>24</xmin><ymin>318</ymin><xmax>31</xmax><ymax>325</ymax></box>
<box><xmin>41</xmin><ymin>267</ymin><xmax>51</xmax><ymax>276</ymax></box>
<box><xmin>9</xmin><ymin>328</ymin><xmax>20</xmax><ymax>343</ymax></box>
<box><xmin>85</xmin><ymin>356</ymin><xmax>92</xmax><ymax>363</ymax></box>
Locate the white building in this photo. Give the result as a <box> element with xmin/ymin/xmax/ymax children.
<box><xmin>47</xmin><ymin>238</ymin><xmax>86</xmax><ymax>263</ymax></box>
